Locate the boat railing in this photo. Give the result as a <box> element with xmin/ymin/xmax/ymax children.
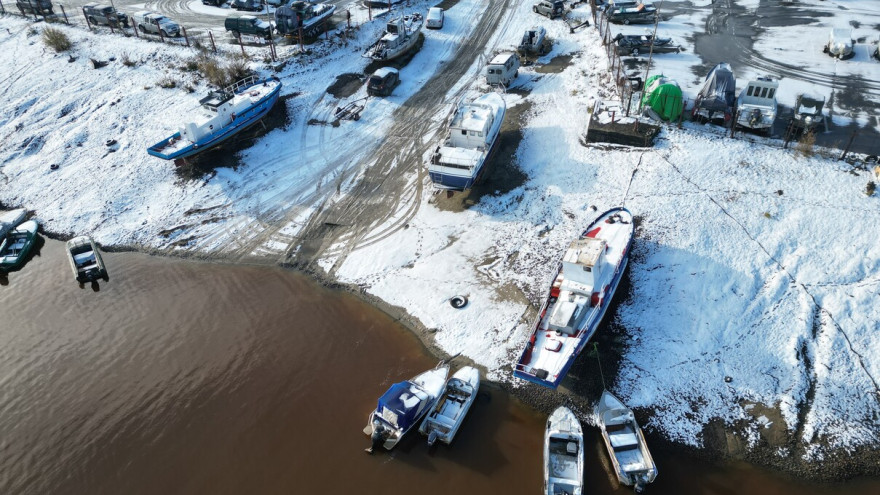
<box><xmin>225</xmin><ymin>75</ymin><xmax>260</xmax><ymax>95</ymax></box>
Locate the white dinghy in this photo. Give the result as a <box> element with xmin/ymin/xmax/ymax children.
<box><xmin>544</xmin><ymin>406</ymin><xmax>584</xmax><ymax>495</ymax></box>
<box><xmin>596</xmin><ymin>390</ymin><xmax>657</xmax><ymax>492</ymax></box>
<box><xmin>0</xmin><ymin>208</ymin><xmax>26</xmax><ymax>240</ymax></box>
<box><xmin>419</xmin><ymin>366</ymin><xmax>480</xmax><ymax>446</ymax></box>
<box><xmin>363</xmin><ymin>361</ymin><xmax>449</xmax><ymax>453</ymax></box>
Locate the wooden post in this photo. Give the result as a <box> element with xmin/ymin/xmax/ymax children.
<box><xmin>347</xmin><ymin>9</ymin><xmax>351</xmax><ymax>29</ymax></box>
<box><xmin>838</xmin><ymin>129</ymin><xmax>858</xmax><ymax>161</ymax></box>
<box><xmin>730</xmin><ymin>109</ymin><xmax>738</xmax><ymax>138</ymax></box>
<box><xmin>0</xmin><ymin>0</ymin><xmax>5</xmax><ymax>15</ymax></box>
<box><xmin>60</xmin><ymin>4</ymin><xmax>68</xmax><ymax>24</ymax></box>
<box><xmin>83</xmin><ymin>7</ymin><xmax>92</xmax><ymax>30</ymax></box>
<box><xmin>209</xmin><ymin>30</ymin><xmax>216</xmax><ymax>53</ymax></box>
<box><xmin>678</xmin><ymin>97</ymin><xmax>684</xmax><ymax>128</ymax></box>
<box><xmin>158</xmin><ymin>25</ymin><xmax>165</xmax><ymax>42</ymax></box>
<box><xmin>239</xmin><ymin>33</ymin><xmax>246</xmax><ymax>56</ymax></box>
<box><xmin>368</xmin><ymin>2</ymin><xmax>372</xmax><ymax>21</ymax></box>
<box><xmin>299</xmin><ymin>25</ymin><xmax>304</xmax><ymax>52</ymax></box>
<box><xmin>183</xmin><ymin>26</ymin><xmax>189</xmax><ymax>47</ymax></box>
<box><xmin>269</xmin><ymin>32</ymin><xmax>276</xmax><ymax>61</ymax></box>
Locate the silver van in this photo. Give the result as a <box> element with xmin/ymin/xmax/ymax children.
<box><xmin>485</xmin><ymin>52</ymin><xmax>520</xmax><ymax>87</ymax></box>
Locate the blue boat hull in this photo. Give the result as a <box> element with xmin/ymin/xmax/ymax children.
<box><xmin>512</xmin><ymin>207</ymin><xmax>634</xmax><ymax>389</ymax></box>
<box><xmin>147</xmin><ymin>79</ymin><xmax>282</xmax><ymax>161</ymax></box>
<box><xmin>428</xmin><ymin>128</ymin><xmax>500</xmax><ymax>191</ymax></box>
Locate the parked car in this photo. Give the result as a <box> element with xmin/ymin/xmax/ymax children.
<box><xmin>225</xmin><ymin>15</ymin><xmax>273</xmax><ymax>39</ymax></box>
<box><xmin>232</xmin><ymin>0</ymin><xmax>263</xmax><ymax>12</ymax></box>
<box><xmin>790</xmin><ymin>93</ymin><xmax>827</xmax><ymax>134</ymax></box>
<box><xmin>824</xmin><ymin>28</ymin><xmax>854</xmax><ymax>59</ymax></box>
<box><xmin>367</xmin><ymin>67</ymin><xmax>400</xmax><ymax>96</ymax></box>
<box><xmin>605</xmin><ymin>2</ymin><xmax>657</xmax><ymax>25</ymax></box>
<box><xmin>426</xmin><ymin>7</ymin><xmax>444</xmax><ymax>29</ymax></box>
<box><xmin>613</xmin><ymin>33</ymin><xmax>678</xmax><ymax>56</ymax></box>
<box><xmin>533</xmin><ymin>0</ymin><xmax>565</xmax><ymax>19</ymax></box>
<box><xmin>485</xmin><ymin>52</ymin><xmax>520</xmax><ymax>87</ymax></box>
<box><xmin>82</xmin><ymin>3</ymin><xmax>128</xmax><ymax>28</ymax></box>
<box><xmin>133</xmin><ymin>11</ymin><xmax>181</xmax><ymax>37</ymax></box>
<box><xmin>16</xmin><ymin>0</ymin><xmax>54</xmax><ymax>16</ymax></box>
<box><xmin>202</xmin><ymin>0</ymin><xmax>226</xmax><ymax>5</ymax></box>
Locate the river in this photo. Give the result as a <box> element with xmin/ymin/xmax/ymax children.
<box><xmin>0</xmin><ymin>239</ymin><xmax>877</xmax><ymax>494</ymax></box>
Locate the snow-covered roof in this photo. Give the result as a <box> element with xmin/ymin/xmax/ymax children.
<box><xmin>563</xmin><ymin>238</ymin><xmax>606</xmax><ymax>267</ymax></box>
<box><xmin>372</xmin><ymin>67</ymin><xmax>398</xmax><ymax>78</ymax></box>
<box><xmin>489</xmin><ymin>52</ymin><xmax>517</xmax><ymax>66</ymax></box>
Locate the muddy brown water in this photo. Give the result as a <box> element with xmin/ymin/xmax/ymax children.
<box><xmin>1</xmin><ymin>239</ymin><xmax>879</xmax><ymax>494</ymax></box>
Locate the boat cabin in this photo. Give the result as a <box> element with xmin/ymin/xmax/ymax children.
<box><xmin>178</xmin><ymin>91</ymin><xmax>252</xmax><ymax>143</ymax></box>
<box><xmin>739</xmin><ymin>77</ymin><xmax>778</xmax><ymax>106</ymax></box>
<box><xmin>547</xmin><ymin>238</ymin><xmax>606</xmax><ymax>335</ymax></box>
<box><xmin>446</xmin><ymin>102</ymin><xmax>494</xmax><ymax>150</ymax></box>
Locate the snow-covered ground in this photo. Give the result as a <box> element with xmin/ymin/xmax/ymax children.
<box><xmin>2</xmin><ymin>0</ymin><xmax>880</xmax><ymax>464</ymax></box>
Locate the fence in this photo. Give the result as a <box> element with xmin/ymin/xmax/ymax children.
<box><xmin>0</xmin><ymin>2</ymin><xmax>358</xmax><ymax>62</ymax></box>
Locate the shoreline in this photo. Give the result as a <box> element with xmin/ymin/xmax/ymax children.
<box><xmin>36</xmin><ymin>227</ymin><xmax>877</xmax><ymax>484</ymax></box>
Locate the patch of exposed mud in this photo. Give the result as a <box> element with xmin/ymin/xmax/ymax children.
<box><xmin>326</xmin><ymin>73</ymin><xmax>364</xmax><ymax>98</ymax></box>
<box><xmin>534</xmin><ymin>54</ymin><xmax>573</xmax><ymax>74</ymax></box>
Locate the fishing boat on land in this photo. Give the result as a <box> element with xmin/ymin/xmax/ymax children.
<box><xmin>0</xmin><ymin>208</ymin><xmax>26</xmax><ymax>240</ymax></box>
<box><xmin>419</xmin><ymin>366</ymin><xmax>480</xmax><ymax>446</ymax></box>
<box><xmin>513</xmin><ymin>207</ymin><xmax>634</xmax><ymax>388</ymax></box>
<box><xmin>428</xmin><ymin>92</ymin><xmax>506</xmax><ymax>190</ymax></box>
<box><xmin>597</xmin><ymin>390</ymin><xmax>657</xmax><ymax>492</ymax></box>
<box><xmin>0</xmin><ymin>220</ymin><xmax>39</xmax><ymax>271</ymax></box>
<box><xmin>66</xmin><ymin>236</ymin><xmax>108</xmax><ymax>283</ymax></box>
<box><xmin>544</xmin><ymin>406</ymin><xmax>584</xmax><ymax>495</ymax></box>
<box><xmin>364</xmin><ymin>361</ymin><xmax>449</xmax><ymax>453</ymax></box>
<box><xmin>364</xmin><ymin>13</ymin><xmax>423</xmax><ymax>62</ymax></box>
<box><xmin>147</xmin><ymin>76</ymin><xmax>282</xmax><ymax>163</ymax></box>
<box><xmin>275</xmin><ymin>1</ymin><xmax>336</xmax><ymax>38</ymax></box>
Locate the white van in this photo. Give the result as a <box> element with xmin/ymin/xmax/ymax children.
<box><xmin>485</xmin><ymin>52</ymin><xmax>520</xmax><ymax>87</ymax></box>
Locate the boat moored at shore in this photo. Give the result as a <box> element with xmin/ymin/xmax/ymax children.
<box><xmin>597</xmin><ymin>390</ymin><xmax>658</xmax><ymax>492</ymax></box>
<box><xmin>364</xmin><ymin>362</ymin><xmax>449</xmax><ymax>453</ymax></box>
<box><xmin>513</xmin><ymin>207</ymin><xmax>634</xmax><ymax>388</ymax></box>
<box><xmin>0</xmin><ymin>220</ymin><xmax>39</xmax><ymax>271</ymax></box>
<box><xmin>66</xmin><ymin>236</ymin><xmax>108</xmax><ymax>283</ymax></box>
<box><xmin>364</xmin><ymin>13</ymin><xmax>423</xmax><ymax>62</ymax></box>
<box><xmin>544</xmin><ymin>406</ymin><xmax>584</xmax><ymax>495</ymax></box>
<box><xmin>419</xmin><ymin>366</ymin><xmax>480</xmax><ymax>446</ymax></box>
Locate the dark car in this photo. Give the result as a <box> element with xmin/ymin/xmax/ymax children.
<box><xmin>613</xmin><ymin>33</ymin><xmax>678</xmax><ymax>56</ymax></box>
<box><xmin>225</xmin><ymin>15</ymin><xmax>273</xmax><ymax>39</ymax></box>
<box><xmin>232</xmin><ymin>0</ymin><xmax>263</xmax><ymax>12</ymax></box>
<box><xmin>83</xmin><ymin>3</ymin><xmax>129</xmax><ymax>28</ymax></box>
<box><xmin>367</xmin><ymin>67</ymin><xmax>400</xmax><ymax>97</ymax></box>
<box><xmin>202</xmin><ymin>0</ymin><xmax>225</xmax><ymax>5</ymax></box>
<box><xmin>16</xmin><ymin>0</ymin><xmax>54</xmax><ymax>16</ymax></box>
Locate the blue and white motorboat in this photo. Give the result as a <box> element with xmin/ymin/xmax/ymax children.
<box><xmin>419</xmin><ymin>366</ymin><xmax>480</xmax><ymax>446</ymax></box>
<box><xmin>513</xmin><ymin>207</ymin><xmax>634</xmax><ymax>388</ymax></box>
<box><xmin>147</xmin><ymin>76</ymin><xmax>282</xmax><ymax>162</ymax></box>
<box><xmin>428</xmin><ymin>92</ymin><xmax>506</xmax><ymax>191</ymax></box>
<box><xmin>363</xmin><ymin>362</ymin><xmax>449</xmax><ymax>453</ymax></box>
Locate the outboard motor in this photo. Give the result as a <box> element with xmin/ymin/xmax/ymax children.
<box><xmin>427</xmin><ymin>430</ymin><xmax>439</xmax><ymax>447</ymax></box>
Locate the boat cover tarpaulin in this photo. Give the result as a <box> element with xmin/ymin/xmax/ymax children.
<box><xmin>696</xmin><ymin>62</ymin><xmax>736</xmax><ymax>113</ymax></box>
<box><xmin>641</xmin><ymin>74</ymin><xmax>683</xmax><ymax>121</ymax></box>
<box><xmin>377</xmin><ymin>381</ymin><xmax>427</xmax><ymax>430</ymax></box>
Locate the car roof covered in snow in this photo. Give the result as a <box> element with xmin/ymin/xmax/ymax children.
<box><xmin>373</xmin><ymin>67</ymin><xmax>399</xmax><ymax>78</ymax></box>
<box><xmin>489</xmin><ymin>52</ymin><xmax>516</xmax><ymax>65</ymax></box>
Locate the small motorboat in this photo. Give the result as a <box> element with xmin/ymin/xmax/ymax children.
<box><xmin>544</xmin><ymin>406</ymin><xmax>584</xmax><ymax>495</ymax></box>
<box><xmin>66</xmin><ymin>236</ymin><xmax>108</xmax><ymax>283</ymax></box>
<box><xmin>692</xmin><ymin>62</ymin><xmax>736</xmax><ymax>124</ymax></box>
<box><xmin>513</xmin><ymin>208</ymin><xmax>634</xmax><ymax>388</ymax></box>
<box><xmin>364</xmin><ymin>361</ymin><xmax>449</xmax><ymax>453</ymax></box>
<box><xmin>519</xmin><ymin>26</ymin><xmax>547</xmax><ymax>55</ymax></box>
<box><xmin>147</xmin><ymin>76</ymin><xmax>282</xmax><ymax>163</ymax></box>
<box><xmin>0</xmin><ymin>207</ymin><xmax>27</xmax><ymax>240</ymax></box>
<box><xmin>597</xmin><ymin>390</ymin><xmax>657</xmax><ymax>492</ymax></box>
<box><xmin>275</xmin><ymin>1</ymin><xmax>336</xmax><ymax>38</ymax></box>
<box><xmin>419</xmin><ymin>366</ymin><xmax>480</xmax><ymax>446</ymax></box>
<box><xmin>364</xmin><ymin>13</ymin><xmax>423</xmax><ymax>62</ymax></box>
<box><xmin>0</xmin><ymin>220</ymin><xmax>39</xmax><ymax>271</ymax></box>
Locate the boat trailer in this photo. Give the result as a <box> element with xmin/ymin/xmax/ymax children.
<box><xmin>334</xmin><ymin>97</ymin><xmax>369</xmax><ymax>124</ymax></box>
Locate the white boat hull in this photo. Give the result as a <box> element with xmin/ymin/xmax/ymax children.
<box><xmin>597</xmin><ymin>390</ymin><xmax>658</xmax><ymax>490</ymax></box>
<box><xmin>419</xmin><ymin>366</ymin><xmax>480</xmax><ymax>446</ymax></box>
<box><xmin>544</xmin><ymin>406</ymin><xmax>584</xmax><ymax>495</ymax></box>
